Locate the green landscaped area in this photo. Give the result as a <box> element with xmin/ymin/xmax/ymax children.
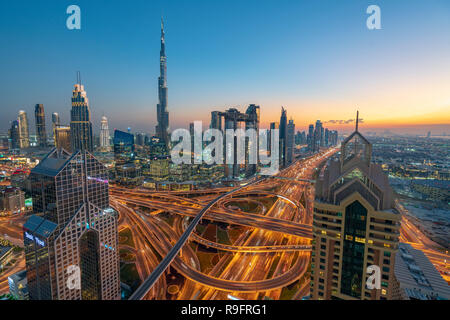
<box><xmin>217</xmin><ymin>226</ymin><xmax>231</xmax><ymax>245</ymax></box>
<box><xmin>119</xmin><ymin>249</ymin><xmax>136</xmax><ymax>262</ymax></box>
<box><xmin>197</xmin><ymin>251</ymin><xmax>216</xmax><ymax>273</ymax></box>
<box><xmin>258</xmin><ymin>196</ymin><xmax>278</xmax><ymax>212</ymax></box>
<box><xmin>280</xmin><ymin>279</ymin><xmax>302</xmax><ymax>300</ymax></box>
<box><xmin>267</xmin><ymin>254</ymin><xmax>281</xmax><ymax>279</ymax></box>
<box><xmin>226</xmin><ymin>200</ymin><xmax>259</xmax><ymax>213</ymax></box>
<box><xmin>228</xmin><ymin>226</ymin><xmax>247</xmax><ymax>244</ymax></box>
<box><xmin>119</xmin><ymin>227</ymin><xmax>135</xmax><ymax>248</ymax></box>
<box><xmin>120</xmin><ymin>262</ymin><xmax>141</xmax><ymax>291</ymax></box>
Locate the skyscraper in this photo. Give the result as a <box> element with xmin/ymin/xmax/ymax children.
<box><xmin>24</xmin><ymin>148</ymin><xmax>120</xmax><ymax>300</ymax></box>
<box><xmin>34</xmin><ymin>104</ymin><xmax>47</xmax><ymax>147</ymax></box>
<box><xmin>307</xmin><ymin>124</ymin><xmax>314</xmax><ymax>152</ymax></box>
<box><xmin>313</xmin><ymin>120</ymin><xmax>323</xmax><ymax>152</ymax></box>
<box><xmin>279</xmin><ymin>107</ymin><xmax>288</xmax><ymax>168</ymax></box>
<box><xmin>18</xmin><ymin>110</ymin><xmax>30</xmax><ymax>149</ymax></box>
<box><xmin>114</xmin><ymin>130</ymin><xmax>141</xmax><ymax>185</ymax></box>
<box><xmin>54</xmin><ymin>126</ymin><xmax>71</xmax><ymax>152</ymax></box>
<box><xmin>268</xmin><ymin>122</ymin><xmax>279</xmax><ymax>156</ymax></box>
<box><xmin>9</xmin><ymin>120</ymin><xmax>20</xmax><ymax>150</ymax></box>
<box><xmin>52</xmin><ymin>112</ymin><xmax>60</xmax><ymax>140</ymax></box>
<box><xmin>100</xmin><ymin>115</ymin><xmax>110</xmax><ymax>151</ymax></box>
<box><xmin>286</xmin><ymin>119</ymin><xmax>295</xmax><ymax>165</ymax></box>
<box><xmin>155</xmin><ymin>18</ymin><xmax>170</xmax><ymax>150</ymax></box>
<box><xmin>70</xmin><ymin>73</ymin><xmax>93</xmax><ymax>152</ymax></box>
<box><xmin>311</xmin><ymin>112</ymin><xmax>400</xmax><ymax>300</ymax></box>
<box><xmin>245</xmin><ymin>104</ymin><xmax>260</xmax><ymax>176</ymax></box>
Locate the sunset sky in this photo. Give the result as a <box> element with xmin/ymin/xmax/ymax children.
<box><xmin>0</xmin><ymin>0</ymin><xmax>449</xmax><ymax>135</ymax></box>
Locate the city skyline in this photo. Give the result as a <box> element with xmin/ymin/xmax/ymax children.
<box><xmin>0</xmin><ymin>0</ymin><xmax>449</xmax><ymax>135</ymax></box>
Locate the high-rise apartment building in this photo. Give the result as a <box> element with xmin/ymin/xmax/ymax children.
<box><xmin>52</xmin><ymin>112</ymin><xmax>60</xmax><ymax>141</ymax></box>
<box><xmin>54</xmin><ymin>126</ymin><xmax>71</xmax><ymax>152</ymax></box>
<box><xmin>286</xmin><ymin>119</ymin><xmax>295</xmax><ymax>165</ymax></box>
<box><xmin>155</xmin><ymin>18</ymin><xmax>170</xmax><ymax>150</ymax></box>
<box><xmin>70</xmin><ymin>74</ymin><xmax>93</xmax><ymax>152</ymax></box>
<box><xmin>9</xmin><ymin>120</ymin><xmax>20</xmax><ymax>150</ymax></box>
<box><xmin>268</xmin><ymin>122</ymin><xmax>279</xmax><ymax>157</ymax></box>
<box><xmin>99</xmin><ymin>116</ymin><xmax>110</xmax><ymax>151</ymax></box>
<box><xmin>210</xmin><ymin>105</ymin><xmax>260</xmax><ymax>179</ymax></box>
<box><xmin>23</xmin><ymin>148</ymin><xmax>120</xmax><ymax>300</ymax></box>
<box><xmin>311</xmin><ymin>113</ymin><xmax>401</xmax><ymax>300</ymax></box>
<box><xmin>114</xmin><ymin>130</ymin><xmax>140</xmax><ymax>185</ymax></box>
<box><xmin>279</xmin><ymin>107</ymin><xmax>287</xmax><ymax>168</ymax></box>
<box><xmin>18</xmin><ymin>110</ymin><xmax>30</xmax><ymax>149</ymax></box>
<box><xmin>307</xmin><ymin>124</ymin><xmax>314</xmax><ymax>152</ymax></box>
<box><xmin>34</xmin><ymin>104</ymin><xmax>47</xmax><ymax>147</ymax></box>
<box><xmin>313</xmin><ymin>120</ymin><xmax>323</xmax><ymax>152</ymax></box>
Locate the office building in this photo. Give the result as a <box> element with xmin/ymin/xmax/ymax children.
<box><xmin>8</xmin><ymin>270</ymin><xmax>29</xmax><ymax>300</ymax></box>
<box><xmin>210</xmin><ymin>105</ymin><xmax>260</xmax><ymax>179</ymax></box>
<box><xmin>70</xmin><ymin>73</ymin><xmax>93</xmax><ymax>152</ymax></box>
<box><xmin>155</xmin><ymin>18</ymin><xmax>170</xmax><ymax>150</ymax></box>
<box><xmin>279</xmin><ymin>107</ymin><xmax>287</xmax><ymax>168</ymax></box>
<box><xmin>9</xmin><ymin>120</ymin><xmax>20</xmax><ymax>150</ymax></box>
<box><xmin>99</xmin><ymin>116</ymin><xmax>110</xmax><ymax>151</ymax></box>
<box><xmin>52</xmin><ymin>112</ymin><xmax>60</xmax><ymax>140</ymax></box>
<box><xmin>286</xmin><ymin>119</ymin><xmax>295</xmax><ymax>164</ymax></box>
<box><xmin>18</xmin><ymin>110</ymin><xmax>30</xmax><ymax>149</ymax></box>
<box><xmin>392</xmin><ymin>243</ymin><xmax>450</xmax><ymax>300</ymax></box>
<box><xmin>54</xmin><ymin>126</ymin><xmax>71</xmax><ymax>152</ymax></box>
<box><xmin>35</xmin><ymin>104</ymin><xmax>47</xmax><ymax>147</ymax></box>
<box><xmin>0</xmin><ymin>186</ymin><xmax>25</xmax><ymax>214</ymax></box>
<box><xmin>114</xmin><ymin>130</ymin><xmax>141</xmax><ymax>185</ymax></box>
<box><xmin>312</xmin><ymin>112</ymin><xmax>401</xmax><ymax>300</ymax></box>
<box><xmin>24</xmin><ymin>148</ymin><xmax>120</xmax><ymax>300</ymax></box>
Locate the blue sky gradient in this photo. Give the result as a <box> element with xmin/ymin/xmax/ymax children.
<box><xmin>1</xmin><ymin>0</ymin><xmax>449</xmax><ymax>134</ymax></box>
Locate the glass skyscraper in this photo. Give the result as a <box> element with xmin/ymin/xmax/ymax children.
<box><xmin>70</xmin><ymin>75</ymin><xmax>94</xmax><ymax>152</ymax></box>
<box><xmin>23</xmin><ymin>148</ymin><xmax>120</xmax><ymax>300</ymax></box>
<box><xmin>155</xmin><ymin>18</ymin><xmax>170</xmax><ymax>150</ymax></box>
<box><xmin>35</xmin><ymin>104</ymin><xmax>47</xmax><ymax>147</ymax></box>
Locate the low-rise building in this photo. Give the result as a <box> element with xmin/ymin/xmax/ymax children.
<box><xmin>393</xmin><ymin>243</ymin><xmax>449</xmax><ymax>300</ymax></box>
<box><xmin>8</xmin><ymin>270</ymin><xmax>28</xmax><ymax>300</ymax></box>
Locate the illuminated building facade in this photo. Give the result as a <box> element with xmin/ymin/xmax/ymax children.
<box><xmin>99</xmin><ymin>116</ymin><xmax>110</xmax><ymax>151</ymax></box>
<box><xmin>54</xmin><ymin>126</ymin><xmax>71</xmax><ymax>153</ymax></box>
<box><xmin>70</xmin><ymin>74</ymin><xmax>93</xmax><ymax>152</ymax></box>
<box><xmin>311</xmin><ymin>113</ymin><xmax>401</xmax><ymax>300</ymax></box>
<box><xmin>24</xmin><ymin>148</ymin><xmax>120</xmax><ymax>300</ymax></box>
<box><xmin>35</xmin><ymin>104</ymin><xmax>47</xmax><ymax>147</ymax></box>
<box><xmin>18</xmin><ymin>110</ymin><xmax>30</xmax><ymax>149</ymax></box>
<box><xmin>156</xmin><ymin>18</ymin><xmax>170</xmax><ymax>150</ymax></box>
<box><xmin>114</xmin><ymin>130</ymin><xmax>141</xmax><ymax>185</ymax></box>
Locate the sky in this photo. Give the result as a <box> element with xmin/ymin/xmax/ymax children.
<box><xmin>0</xmin><ymin>0</ymin><xmax>449</xmax><ymax>135</ymax></box>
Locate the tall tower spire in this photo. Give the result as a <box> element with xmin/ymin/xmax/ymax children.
<box><xmin>156</xmin><ymin>17</ymin><xmax>169</xmax><ymax>150</ymax></box>
<box><xmin>356</xmin><ymin>110</ymin><xmax>359</xmax><ymax>132</ymax></box>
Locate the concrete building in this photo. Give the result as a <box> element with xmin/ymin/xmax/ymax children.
<box><xmin>393</xmin><ymin>243</ymin><xmax>449</xmax><ymax>300</ymax></box>
<box><xmin>70</xmin><ymin>73</ymin><xmax>94</xmax><ymax>152</ymax></box>
<box><xmin>0</xmin><ymin>186</ymin><xmax>25</xmax><ymax>214</ymax></box>
<box><xmin>99</xmin><ymin>116</ymin><xmax>111</xmax><ymax>151</ymax></box>
<box><xmin>54</xmin><ymin>126</ymin><xmax>71</xmax><ymax>152</ymax></box>
<box><xmin>311</xmin><ymin>112</ymin><xmax>401</xmax><ymax>300</ymax></box>
<box><xmin>34</xmin><ymin>104</ymin><xmax>47</xmax><ymax>147</ymax></box>
<box><xmin>8</xmin><ymin>270</ymin><xmax>29</xmax><ymax>300</ymax></box>
<box><xmin>18</xmin><ymin>110</ymin><xmax>30</xmax><ymax>149</ymax></box>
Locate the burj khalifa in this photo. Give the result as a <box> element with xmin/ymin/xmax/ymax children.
<box><xmin>155</xmin><ymin>18</ymin><xmax>170</xmax><ymax>150</ymax></box>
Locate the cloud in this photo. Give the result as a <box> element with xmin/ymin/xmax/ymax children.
<box><xmin>324</xmin><ymin>119</ymin><xmax>364</xmax><ymax>125</ymax></box>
